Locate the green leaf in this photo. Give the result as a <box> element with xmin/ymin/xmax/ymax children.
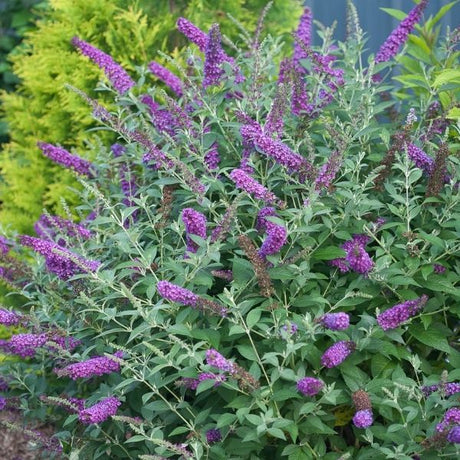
<box><xmin>433</xmin><ymin>69</ymin><xmax>460</xmax><ymax>88</ymax></box>
<box><xmin>303</xmin><ymin>416</ymin><xmax>336</xmax><ymax>434</ymax></box>
<box><xmin>313</xmin><ymin>247</ymin><xmax>346</xmax><ymax>260</ymax></box>
<box><xmin>267</xmin><ymin>428</ymin><xmax>286</xmax><ymax>440</ymax></box>
<box><xmin>246</xmin><ymin>308</ymin><xmax>262</xmax><ymax>329</ymax></box>
<box><xmin>409</xmin><ymin>324</ymin><xmax>451</xmax><ymax>353</ymax></box>
<box><xmin>426</xmin><ymin>1</ymin><xmax>458</xmax><ymax>29</ymax></box>
<box><xmin>237</xmin><ymin>344</ymin><xmax>258</xmax><ymax>361</ymax></box>
<box><xmin>380</xmin><ymin>7</ymin><xmax>407</xmax><ymax>20</ymax></box>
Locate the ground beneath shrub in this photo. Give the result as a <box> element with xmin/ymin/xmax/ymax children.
<box><xmin>0</xmin><ymin>412</ymin><xmax>56</xmax><ymax>459</ymax></box>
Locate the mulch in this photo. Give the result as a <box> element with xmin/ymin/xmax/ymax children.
<box><xmin>0</xmin><ymin>412</ymin><xmax>57</xmax><ymax>460</ymax></box>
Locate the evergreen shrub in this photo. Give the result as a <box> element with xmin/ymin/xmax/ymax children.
<box><xmin>0</xmin><ymin>2</ymin><xmax>459</xmax><ymax>459</ymax></box>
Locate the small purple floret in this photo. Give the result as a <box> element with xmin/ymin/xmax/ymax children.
<box><xmin>296</xmin><ymin>377</ymin><xmax>324</xmax><ymax>396</ymax></box>
<box><xmin>321</xmin><ymin>340</ymin><xmax>355</xmax><ymax>368</ymax></box>
<box><xmin>353</xmin><ymin>409</ymin><xmax>373</xmax><ymax>428</ymax></box>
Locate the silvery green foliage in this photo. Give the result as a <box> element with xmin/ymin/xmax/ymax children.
<box><xmin>0</xmin><ymin>4</ymin><xmax>459</xmax><ymax>459</ymax></box>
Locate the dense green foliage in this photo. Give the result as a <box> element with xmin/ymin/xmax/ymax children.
<box><xmin>0</xmin><ymin>2</ymin><xmax>459</xmax><ymax>459</ymax></box>
<box><xmin>0</xmin><ymin>0</ymin><xmax>302</xmax><ymax>234</ymax></box>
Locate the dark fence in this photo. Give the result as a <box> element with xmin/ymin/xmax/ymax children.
<box><xmin>304</xmin><ymin>0</ymin><xmax>459</xmax><ymax>54</ymax></box>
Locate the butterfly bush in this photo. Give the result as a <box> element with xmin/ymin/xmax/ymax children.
<box><xmin>1</xmin><ymin>2</ymin><xmax>459</xmax><ymax>459</ymax></box>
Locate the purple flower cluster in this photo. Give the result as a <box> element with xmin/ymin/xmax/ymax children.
<box><xmin>407</xmin><ymin>143</ymin><xmax>434</xmax><ymax>175</ymax></box>
<box><xmin>157</xmin><ymin>280</ymin><xmax>198</xmax><ymax>307</ymax></box>
<box><xmin>256</xmin><ymin>207</ymin><xmax>277</xmax><ymax>232</ymax></box>
<box><xmin>182</xmin><ymin>208</ymin><xmax>207</xmax><ymax>254</ymax></box>
<box><xmin>48</xmin><ymin>334</ymin><xmax>81</xmax><ymax>352</ymax></box>
<box><xmin>206</xmin><ymin>428</ymin><xmax>222</xmax><ymax>443</ymax></box>
<box><xmin>140</xmin><ymin>94</ymin><xmax>178</xmax><ymax>137</ymax></box>
<box><xmin>177</xmin><ymin>17</ymin><xmax>208</xmax><ymax>52</ymax></box>
<box><xmin>377</xmin><ymin>295</ymin><xmax>428</xmax><ymax>331</ymax></box>
<box><xmin>436</xmin><ymin>407</ymin><xmax>460</xmax><ymax>433</ymax></box>
<box><xmin>296</xmin><ymin>377</ymin><xmax>324</xmax><ymax>396</ymax></box>
<box><xmin>353</xmin><ymin>409</ymin><xmax>374</xmax><ymax>428</ymax></box>
<box><xmin>55</xmin><ymin>351</ymin><xmax>123</xmax><ymax>379</ymax></box>
<box><xmin>203</xmin><ymin>24</ymin><xmax>225</xmax><ymax>88</ymax></box>
<box><xmin>0</xmin><ymin>236</ymin><xmax>10</xmax><ymax>255</ymax></box>
<box><xmin>0</xmin><ymin>308</ymin><xmax>22</xmax><ymax>326</ymax></box>
<box><xmin>0</xmin><ymin>333</ymin><xmax>47</xmax><ymax>358</ymax></box>
<box><xmin>331</xmin><ymin>234</ymin><xmax>373</xmax><ymax>275</ymax></box>
<box><xmin>259</xmin><ymin>219</ymin><xmax>287</xmax><ymax>258</ymax></box>
<box><xmin>281</xmin><ymin>322</ymin><xmax>298</xmax><ymax>335</ymax></box>
<box><xmin>37</xmin><ymin>142</ymin><xmax>94</xmax><ymax>176</ymax></box>
<box><xmin>321</xmin><ymin>340</ymin><xmax>355</xmax><ymax>368</ymax></box>
<box><xmin>72</xmin><ymin>37</ymin><xmax>135</xmax><ymax>94</ymax></box>
<box><xmin>21</xmin><ymin>235</ymin><xmax>100</xmax><ymax>280</ymax></box>
<box><xmin>422</xmin><ymin>382</ymin><xmax>460</xmax><ymax>398</ymax></box>
<box><xmin>0</xmin><ymin>377</ymin><xmax>9</xmax><ymax>392</ymax></box>
<box><xmin>320</xmin><ymin>312</ymin><xmax>350</xmax><ymax>331</ymax></box>
<box><xmin>0</xmin><ymin>396</ymin><xmax>6</xmax><ymax>410</ymax></box>
<box><xmin>241</xmin><ymin>124</ymin><xmax>308</xmax><ymax>172</ymax></box>
<box><xmin>447</xmin><ymin>426</ymin><xmax>460</xmax><ymax>443</ymax></box>
<box><xmin>179</xmin><ymin>372</ymin><xmax>227</xmax><ymax>390</ymax></box>
<box><xmin>293</xmin><ymin>7</ymin><xmax>313</xmax><ymax>70</ymax></box>
<box><xmin>315</xmin><ymin>150</ymin><xmax>342</xmax><ymax>190</ymax></box>
<box><xmin>204</xmin><ymin>143</ymin><xmax>220</xmax><ymax>171</ymax></box>
<box><xmin>78</xmin><ymin>396</ymin><xmax>121</xmax><ymax>424</ymax></box>
<box><xmin>375</xmin><ymin>0</ymin><xmax>428</xmax><ymax>64</ymax></box>
<box><xmin>433</xmin><ymin>263</ymin><xmax>446</xmax><ymax>274</ymax></box>
<box><xmin>205</xmin><ymin>349</ymin><xmax>236</xmax><ymax>373</ymax></box>
<box><xmin>34</xmin><ymin>214</ymin><xmax>91</xmax><ymax>244</ymax></box>
<box><xmin>229</xmin><ymin>168</ymin><xmax>280</xmax><ymax>205</ymax></box>
<box><xmin>148</xmin><ymin>61</ymin><xmax>183</xmax><ymax>97</ymax></box>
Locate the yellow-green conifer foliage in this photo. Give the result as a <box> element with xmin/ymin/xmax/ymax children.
<box><xmin>0</xmin><ymin>0</ymin><xmax>302</xmax><ymax>233</ymax></box>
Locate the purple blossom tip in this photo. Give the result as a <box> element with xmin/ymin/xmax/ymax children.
<box><xmin>157</xmin><ymin>281</ymin><xmax>198</xmax><ymax>307</ymax></box>
<box><xmin>72</xmin><ymin>36</ymin><xmax>135</xmax><ymax>94</ymax></box>
<box><xmin>320</xmin><ymin>312</ymin><xmax>350</xmax><ymax>331</ymax></box>
<box><xmin>55</xmin><ymin>352</ymin><xmax>122</xmax><ymax>380</ymax></box>
<box><xmin>78</xmin><ymin>397</ymin><xmax>121</xmax><ymax>424</ymax></box>
<box><xmin>296</xmin><ymin>377</ymin><xmax>324</xmax><ymax>396</ymax></box>
<box><xmin>377</xmin><ymin>295</ymin><xmax>428</xmax><ymax>331</ymax></box>
<box><xmin>203</xmin><ymin>24</ymin><xmax>225</xmax><ymax>88</ymax></box>
<box><xmin>37</xmin><ymin>142</ymin><xmax>94</xmax><ymax>177</ymax></box>
<box><xmin>177</xmin><ymin>17</ymin><xmax>207</xmax><ymax>52</ymax></box>
<box><xmin>205</xmin><ymin>349</ymin><xmax>235</xmax><ymax>373</ymax></box>
<box><xmin>182</xmin><ymin>208</ymin><xmax>207</xmax><ymax>254</ymax></box>
<box><xmin>447</xmin><ymin>425</ymin><xmax>460</xmax><ymax>443</ymax></box>
<box><xmin>321</xmin><ymin>340</ymin><xmax>355</xmax><ymax>368</ymax></box>
<box><xmin>353</xmin><ymin>409</ymin><xmax>373</xmax><ymax>428</ymax></box>
<box><xmin>148</xmin><ymin>61</ymin><xmax>183</xmax><ymax>96</ymax></box>
<box><xmin>206</xmin><ymin>428</ymin><xmax>222</xmax><ymax>443</ymax></box>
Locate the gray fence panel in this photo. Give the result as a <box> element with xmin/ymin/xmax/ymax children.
<box><xmin>304</xmin><ymin>0</ymin><xmax>459</xmax><ymax>55</ymax></box>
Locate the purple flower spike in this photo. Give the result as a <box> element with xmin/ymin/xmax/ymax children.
<box><xmin>177</xmin><ymin>17</ymin><xmax>208</xmax><ymax>52</ymax></box>
<box><xmin>0</xmin><ymin>396</ymin><xmax>6</xmax><ymax>410</ymax></box>
<box><xmin>205</xmin><ymin>349</ymin><xmax>235</xmax><ymax>373</ymax></box>
<box><xmin>72</xmin><ymin>37</ymin><xmax>135</xmax><ymax>94</ymax></box>
<box><xmin>345</xmin><ymin>241</ymin><xmax>373</xmax><ymax>275</ymax></box>
<box><xmin>259</xmin><ymin>221</ymin><xmax>287</xmax><ymax>258</ymax></box>
<box><xmin>436</xmin><ymin>407</ymin><xmax>460</xmax><ymax>433</ymax></box>
<box><xmin>321</xmin><ymin>312</ymin><xmax>350</xmax><ymax>331</ymax></box>
<box><xmin>55</xmin><ymin>352</ymin><xmax>123</xmax><ymax>380</ymax></box>
<box><xmin>297</xmin><ymin>377</ymin><xmax>324</xmax><ymax>396</ymax></box>
<box><xmin>377</xmin><ymin>295</ymin><xmax>428</xmax><ymax>331</ymax></box>
<box><xmin>1</xmin><ymin>333</ymin><xmax>48</xmax><ymax>358</ymax></box>
<box><xmin>206</xmin><ymin>428</ymin><xmax>222</xmax><ymax>443</ymax></box>
<box><xmin>353</xmin><ymin>409</ymin><xmax>373</xmax><ymax>428</ymax></box>
<box><xmin>203</xmin><ymin>24</ymin><xmax>225</xmax><ymax>88</ymax></box>
<box><xmin>34</xmin><ymin>214</ymin><xmax>92</xmax><ymax>243</ymax></box>
<box><xmin>0</xmin><ymin>309</ymin><xmax>22</xmax><ymax>326</ymax></box>
<box><xmin>21</xmin><ymin>235</ymin><xmax>100</xmax><ymax>280</ymax></box>
<box><xmin>229</xmin><ymin>168</ymin><xmax>281</xmax><ymax>205</ymax></box>
<box><xmin>293</xmin><ymin>7</ymin><xmax>313</xmax><ymax>71</ymax></box>
<box><xmin>157</xmin><ymin>281</ymin><xmax>198</xmax><ymax>307</ymax></box>
<box><xmin>78</xmin><ymin>397</ymin><xmax>121</xmax><ymax>425</ymax></box>
<box><xmin>37</xmin><ymin>142</ymin><xmax>94</xmax><ymax>177</ymax></box>
<box><xmin>204</xmin><ymin>143</ymin><xmax>220</xmax><ymax>171</ymax></box>
<box><xmin>407</xmin><ymin>143</ymin><xmax>434</xmax><ymax>175</ymax></box>
<box><xmin>315</xmin><ymin>150</ymin><xmax>342</xmax><ymax>190</ymax></box>
<box><xmin>375</xmin><ymin>0</ymin><xmax>428</xmax><ymax>64</ymax></box>
<box><xmin>447</xmin><ymin>426</ymin><xmax>460</xmax><ymax>443</ymax></box>
<box><xmin>241</xmin><ymin>124</ymin><xmax>309</xmax><ymax>173</ymax></box>
<box><xmin>321</xmin><ymin>340</ymin><xmax>355</xmax><ymax>368</ymax></box>
<box><xmin>148</xmin><ymin>61</ymin><xmax>183</xmax><ymax>97</ymax></box>
<box><xmin>182</xmin><ymin>208</ymin><xmax>207</xmax><ymax>254</ymax></box>
<box><xmin>422</xmin><ymin>382</ymin><xmax>460</xmax><ymax>397</ymax></box>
